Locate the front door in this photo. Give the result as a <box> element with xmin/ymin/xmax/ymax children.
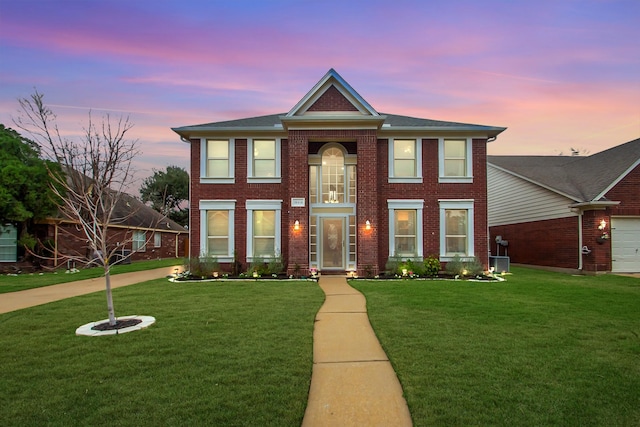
<box><xmin>321</xmin><ymin>217</ymin><xmax>344</xmax><ymax>270</ymax></box>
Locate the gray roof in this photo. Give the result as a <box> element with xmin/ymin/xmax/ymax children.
<box><xmin>488</xmin><ymin>138</ymin><xmax>640</xmax><ymax>202</ymax></box>
<box><xmin>173</xmin><ymin>112</ymin><xmax>504</xmax><ymax>134</ymax></box>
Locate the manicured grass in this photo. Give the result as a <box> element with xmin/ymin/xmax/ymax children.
<box><xmin>351</xmin><ymin>268</ymin><xmax>640</xmax><ymax>426</ymax></box>
<box><xmin>0</xmin><ymin>279</ymin><xmax>324</xmax><ymax>426</ymax></box>
<box><xmin>0</xmin><ymin>258</ymin><xmax>183</xmax><ymax>293</ymax></box>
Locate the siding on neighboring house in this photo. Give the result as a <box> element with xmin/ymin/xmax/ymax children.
<box><xmin>488</xmin><ymin>165</ymin><xmax>577</xmax><ymax>226</ymax></box>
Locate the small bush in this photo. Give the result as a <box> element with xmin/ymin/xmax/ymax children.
<box><xmin>385</xmin><ymin>256</ymin><xmax>402</xmax><ymax>275</ymax></box>
<box><xmin>445</xmin><ymin>255</ymin><xmax>465</xmax><ymax>276</ymax></box>
<box><xmin>465</xmin><ymin>257</ymin><xmax>485</xmax><ymax>276</ymax></box>
<box><xmin>423</xmin><ymin>256</ymin><xmax>441</xmax><ymax>277</ymax></box>
<box><xmin>268</xmin><ymin>253</ymin><xmax>285</xmax><ymax>275</ymax></box>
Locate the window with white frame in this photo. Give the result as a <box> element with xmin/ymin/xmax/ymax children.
<box><xmin>202</xmin><ymin>139</ymin><xmax>234</xmax><ymax>182</ymax></box>
<box><xmin>439</xmin><ymin>138</ymin><xmax>472</xmax><ymax>183</ymax></box>
<box><xmin>388</xmin><ymin>199</ymin><xmax>424</xmax><ymax>258</ymax></box>
<box><xmin>246</xmin><ymin>200</ymin><xmax>281</xmax><ymax>261</ymax></box>
<box><xmin>154</xmin><ymin>232</ymin><xmax>162</xmax><ymax>248</ymax></box>
<box><xmin>388</xmin><ymin>139</ymin><xmax>422</xmax><ymax>182</ymax></box>
<box><xmin>248</xmin><ymin>138</ymin><xmax>281</xmax><ymax>182</ymax></box>
<box><xmin>133</xmin><ymin>230</ymin><xmax>146</xmax><ymax>252</ymax></box>
<box><xmin>199</xmin><ymin>200</ymin><xmax>236</xmax><ymax>261</ymax></box>
<box><xmin>439</xmin><ymin>200</ymin><xmax>475</xmax><ymax>259</ymax></box>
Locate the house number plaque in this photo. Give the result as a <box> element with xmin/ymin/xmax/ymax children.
<box><xmin>291</xmin><ymin>197</ymin><xmax>305</xmax><ymax>207</ymax></box>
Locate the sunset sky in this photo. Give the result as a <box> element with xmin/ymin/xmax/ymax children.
<box><xmin>1</xmin><ymin>0</ymin><xmax>638</xmax><ymax>188</ymax></box>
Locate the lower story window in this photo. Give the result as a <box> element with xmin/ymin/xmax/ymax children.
<box><xmin>199</xmin><ymin>200</ymin><xmax>236</xmax><ymax>261</ymax></box>
<box><xmin>207</xmin><ymin>211</ymin><xmax>229</xmax><ymax>256</ymax></box>
<box><xmin>133</xmin><ymin>230</ymin><xmax>146</xmax><ymax>252</ymax></box>
<box><xmin>394</xmin><ymin>210</ymin><xmax>417</xmax><ymax>257</ymax></box>
<box><xmin>154</xmin><ymin>232</ymin><xmax>162</xmax><ymax>248</ymax></box>
<box><xmin>388</xmin><ymin>199</ymin><xmax>424</xmax><ymax>259</ymax></box>
<box><xmin>246</xmin><ymin>200</ymin><xmax>282</xmax><ymax>261</ymax></box>
<box><xmin>439</xmin><ymin>200</ymin><xmax>474</xmax><ymax>259</ymax></box>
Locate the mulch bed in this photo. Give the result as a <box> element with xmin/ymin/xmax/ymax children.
<box><xmin>91</xmin><ymin>318</ymin><xmax>142</xmax><ymax>331</ymax></box>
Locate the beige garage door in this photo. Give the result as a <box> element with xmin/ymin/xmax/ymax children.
<box><xmin>611</xmin><ymin>217</ymin><xmax>640</xmax><ymax>273</ymax></box>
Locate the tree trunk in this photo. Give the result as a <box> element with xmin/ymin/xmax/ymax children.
<box><xmin>104</xmin><ymin>265</ymin><xmax>117</xmax><ymax>326</ymax></box>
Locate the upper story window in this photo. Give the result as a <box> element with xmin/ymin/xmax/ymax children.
<box><xmin>439</xmin><ymin>138</ymin><xmax>472</xmax><ymax>183</ymax></box>
<box><xmin>388</xmin><ymin>138</ymin><xmax>422</xmax><ymax>183</ymax></box>
<box><xmin>247</xmin><ymin>138</ymin><xmax>281</xmax><ymax>183</ymax></box>
<box><xmin>310</xmin><ymin>145</ymin><xmax>356</xmax><ymax>205</ymax></box>
<box><xmin>201</xmin><ymin>138</ymin><xmax>235</xmax><ymax>183</ymax></box>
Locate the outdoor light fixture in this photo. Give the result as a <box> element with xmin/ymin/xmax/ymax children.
<box><xmin>294</xmin><ymin>220</ymin><xmax>300</xmax><ymax>231</ymax></box>
<box><xmin>596</xmin><ymin>218</ymin><xmax>609</xmax><ymax>243</ymax></box>
<box><xmin>365</xmin><ymin>220</ymin><xmax>371</xmax><ymax>231</ymax></box>
<box><xmin>598</xmin><ymin>219</ymin><xmax>607</xmax><ymax>230</ymax></box>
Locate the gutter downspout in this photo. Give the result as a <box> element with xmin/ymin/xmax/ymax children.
<box><xmin>577</xmin><ymin>210</ymin><xmax>583</xmax><ymax>271</ymax></box>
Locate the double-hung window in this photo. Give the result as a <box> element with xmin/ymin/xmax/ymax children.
<box><xmin>248</xmin><ymin>139</ymin><xmax>281</xmax><ymax>183</ymax></box>
<box><xmin>439</xmin><ymin>200</ymin><xmax>475</xmax><ymax>259</ymax></box>
<box><xmin>388</xmin><ymin>138</ymin><xmax>422</xmax><ymax>183</ymax></box>
<box><xmin>246</xmin><ymin>200</ymin><xmax>282</xmax><ymax>261</ymax></box>
<box><xmin>132</xmin><ymin>230</ymin><xmax>146</xmax><ymax>252</ymax></box>
<box><xmin>202</xmin><ymin>139</ymin><xmax>234</xmax><ymax>183</ymax></box>
<box><xmin>199</xmin><ymin>200</ymin><xmax>236</xmax><ymax>261</ymax></box>
<box><xmin>439</xmin><ymin>138</ymin><xmax>473</xmax><ymax>183</ymax></box>
<box><xmin>153</xmin><ymin>232</ymin><xmax>162</xmax><ymax>248</ymax></box>
<box><xmin>388</xmin><ymin>200</ymin><xmax>424</xmax><ymax>259</ymax></box>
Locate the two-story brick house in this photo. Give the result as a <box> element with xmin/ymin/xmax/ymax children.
<box><xmin>172</xmin><ymin>69</ymin><xmax>506</xmax><ymax>276</ymax></box>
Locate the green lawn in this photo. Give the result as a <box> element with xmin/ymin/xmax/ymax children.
<box><xmin>350</xmin><ymin>268</ymin><xmax>640</xmax><ymax>426</ymax></box>
<box><xmin>0</xmin><ymin>258</ymin><xmax>183</xmax><ymax>293</ymax></box>
<box><xmin>0</xmin><ymin>279</ymin><xmax>324</xmax><ymax>426</ymax></box>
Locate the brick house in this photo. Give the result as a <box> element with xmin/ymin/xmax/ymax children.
<box><xmin>0</xmin><ymin>192</ymin><xmax>188</xmax><ymax>269</ymax></box>
<box><xmin>173</xmin><ymin>69</ymin><xmax>505</xmax><ymax>276</ymax></box>
<box><xmin>488</xmin><ymin>138</ymin><xmax>640</xmax><ymax>273</ymax></box>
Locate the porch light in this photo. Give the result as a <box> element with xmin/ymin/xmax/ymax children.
<box><xmin>598</xmin><ymin>219</ymin><xmax>607</xmax><ymax>230</ymax></box>
<box><xmin>365</xmin><ymin>220</ymin><xmax>371</xmax><ymax>231</ymax></box>
<box><xmin>294</xmin><ymin>220</ymin><xmax>300</xmax><ymax>231</ymax></box>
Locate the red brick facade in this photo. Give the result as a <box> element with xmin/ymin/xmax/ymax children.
<box><xmin>180</xmin><ymin>69</ymin><xmax>503</xmax><ymax>276</ymax></box>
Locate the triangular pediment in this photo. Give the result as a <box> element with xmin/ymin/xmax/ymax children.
<box><xmin>286</xmin><ymin>69</ymin><xmax>380</xmax><ymax>117</ymax></box>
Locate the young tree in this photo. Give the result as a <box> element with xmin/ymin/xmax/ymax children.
<box><xmin>14</xmin><ymin>90</ymin><xmax>141</xmax><ymax>327</ymax></box>
<box><xmin>0</xmin><ymin>124</ymin><xmax>62</xmax><ymax>245</ymax></box>
<box><xmin>140</xmin><ymin>165</ymin><xmax>189</xmax><ymax>226</ymax></box>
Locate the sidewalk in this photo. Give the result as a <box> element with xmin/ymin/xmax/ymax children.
<box><xmin>302</xmin><ymin>276</ymin><xmax>412</xmax><ymax>427</ymax></box>
<box><xmin>0</xmin><ymin>266</ymin><xmax>181</xmax><ymax>314</ymax></box>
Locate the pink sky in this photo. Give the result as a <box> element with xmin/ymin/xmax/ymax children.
<box><xmin>1</xmin><ymin>0</ymin><xmax>639</xmax><ymax>189</ymax></box>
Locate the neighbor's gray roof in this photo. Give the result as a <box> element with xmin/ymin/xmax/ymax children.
<box><xmin>488</xmin><ymin>138</ymin><xmax>640</xmax><ymax>202</ymax></box>
<box><xmin>172</xmin><ymin>112</ymin><xmax>505</xmax><ymax>134</ymax></box>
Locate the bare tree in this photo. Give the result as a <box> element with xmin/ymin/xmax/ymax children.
<box><xmin>14</xmin><ymin>90</ymin><xmax>141</xmax><ymax>327</ymax></box>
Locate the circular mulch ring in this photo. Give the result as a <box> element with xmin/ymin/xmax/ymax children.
<box><xmin>76</xmin><ymin>315</ymin><xmax>156</xmax><ymax>336</ymax></box>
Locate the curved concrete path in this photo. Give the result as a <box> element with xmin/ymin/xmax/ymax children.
<box><xmin>302</xmin><ymin>276</ymin><xmax>412</xmax><ymax>427</ymax></box>
<box><xmin>0</xmin><ymin>266</ymin><xmax>181</xmax><ymax>314</ymax></box>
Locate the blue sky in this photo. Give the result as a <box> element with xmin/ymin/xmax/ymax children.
<box><xmin>1</xmin><ymin>0</ymin><xmax>638</xmax><ymax>187</ymax></box>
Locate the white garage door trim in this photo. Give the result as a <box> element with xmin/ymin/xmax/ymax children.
<box><xmin>611</xmin><ymin>217</ymin><xmax>640</xmax><ymax>273</ymax></box>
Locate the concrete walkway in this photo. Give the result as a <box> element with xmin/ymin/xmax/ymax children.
<box><xmin>0</xmin><ymin>266</ymin><xmax>181</xmax><ymax>314</ymax></box>
<box><xmin>302</xmin><ymin>276</ymin><xmax>412</xmax><ymax>427</ymax></box>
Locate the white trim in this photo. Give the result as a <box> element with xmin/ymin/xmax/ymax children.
<box><xmin>439</xmin><ymin>200</ymin><xmax>475</xmax><ymax>260</ymax></box>
<box><xmin>245</xmin><ymin>200</ymin><xmax>282</xmax><ymax>261</ymax></box>
<box><xmin>594</xmin><ymin>158</ymin><xmax>640</xmax><ymax>200</ymax></box>
<box><xmin>199</xmin><ymin>200</ymin><xmax>236</xmax><ymax>262</ymax></box>
<box><xmin>388</xmin><ymin>138</ymin><xmax>423</xmax><ymax>183</ymax></box>
<box><xmin>200</xmin><ymin>138</ymin><xmax>235</xmax><ymax>184</ymax></box>
<box><xmin>247</xmin><ymin>138</ymin><xmax>282</xmax><ymax>183</ymax></box>
<box><xmin>387</xmin><ymin>199</ymin><xmax>424</xmax><ymax>258</ymax></box>
<box><xmin>439</xmin><ymin>137</ymin><xmax>473</xmax><ymax>183</ymax></box>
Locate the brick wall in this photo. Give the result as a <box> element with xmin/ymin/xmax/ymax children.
<box><xmin>489</xmin><ymin>217</ymin><xmax>579</xmax><ymax>269</ymax></box>
<box><xmin>307</xmin><ymin>85</ymin><xmax>359</xmax><ymax>112</ymax></box>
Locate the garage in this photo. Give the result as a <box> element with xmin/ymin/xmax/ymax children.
<box><xmin>611</xmin><ymin>217</ymin><xmax>640</xmax><ymax>273</ymax></box>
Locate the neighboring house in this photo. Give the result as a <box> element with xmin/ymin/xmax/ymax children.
<box><xmin>0</xmin><ymin>192</ymin><xmax>188</xmax><ymax>269</ymax></box>
<box><xmin>488</xmin><ymin>138</ymin><xmax>640</xmax><ymax>273</ymax></box>
<box><xmin>173</xmin><ymin>69</ymin><xmax>505</xmax><ymax>276</ymax></box>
